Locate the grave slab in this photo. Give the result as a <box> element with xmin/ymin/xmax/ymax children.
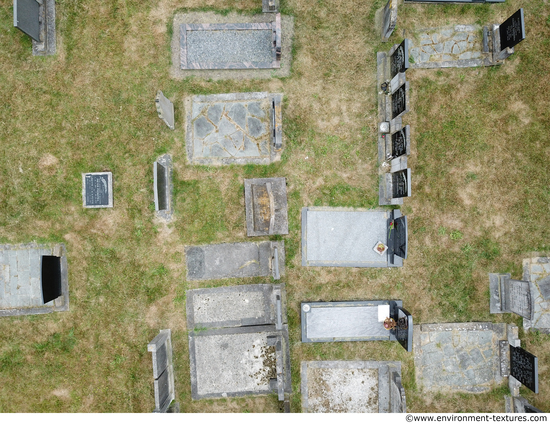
<box><xmin>153</xmin><ymin>155</ymin><xmax>173</xmax><ymax>221</ymax></box>
<box><xmin>301</xmin><ymin>207</ymin><xmax>407</xmax><ymax>268</ymax></box>
<box><xmin>489</xmin><ymin>273</ymin><xmax>533</xmax><ymax>319</ymax></box>
<box><xmin>185</xmin><ymin>92</ymin><xmax>283</xmax><ymax>165</ymax></box>
<box><xmin>0</xmin><ymin>243</ymin><xmax>69</xmax><ymax>317</ymax></box>
<box><xmin>155</xmin><ymin>91</ymin><xmax>175</xmax><ymax>130</ymax></box>
<box><xmin>82</xmin><ymin>172</ymin><xmax>113</xmax><ymax>208</ymax></box>
<box><xmin>521</xmin><ymin>257</ymin><xmax>550</xmax><ymax>334</ymax></box>
<box><xmin>301</xmin><ymin>361</ymin><xmax>404</xmax><ymax>413</ymax></box>
<box><xmin>414</xmin><ymin>323</ymin><xmax>510</xmax><ymax>393</ymax></box>
<box><xmin>244</xmin><ymin>177</ymin><xmax>288</xmax><ymax>236</ymax></box>
<box><xmin>185</xmin><ymin>241</ymin><xmax>284</xmax><ymax>281</ymax></box>
<box><xmin>148</xmin><ymin>329</ymin><xmax>175</xmax><ymax>412</ymax></box>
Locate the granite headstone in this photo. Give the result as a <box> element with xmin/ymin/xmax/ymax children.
<box><xmin>391</xmin><ymin>169</ymin><xmax>410</xmax><ymax>198</ymax></box>
<box><xmin>391</xmin><ymin>83</ymin><xmax>408</xmax><ymax>119</ymax></box>
<box><xmin>391</xmin><ymin>126</ymin><xmax>410</xmax><ymax>159</ymax></box>
<box><xmin>390</xmin><ymin>39</ymin><xmax>409</xmax><ymax>79</ymax></box>
<box><xmin>499</xmin><ymin>9</ymin><xmax>526</xmax><ymax>51</ymax></box>
<box><xmin>82</xmin><ymin>172</ymin><xmax>113</xmax><ymax>208</ymax></box>
<box><xmin>13</xmin><ymin>0</ymin><xmax>41</xmax><ymax>42</ymax></box>
<box><xmin>510</xmin><ymin>345</ymin><xmax>538</xmax><ymax>394</ymax></box>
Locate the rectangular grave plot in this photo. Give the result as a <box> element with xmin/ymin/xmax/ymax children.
<box><xmin>41</xmin><ymin>255</ymin><xmax>61</xmax><ymax>304</ymax></box>
<box><xmin>180</xmin><ymin>23</ymin><xmax>279</xmax><ymax>70</ymax></box>
<box><xmin>499</xmin><ymin>9</ymin><xmax>526</xmax><ymax>51</ymax></box>
<box><xmin>390</xmin><ymin>39</ymin><xmax>410</xmax><ymax>78</ymax></box>
<box><xmin>155</xmin><ymin>162</ymin><xmax>168</xmax><ymax>211</ymax></box>
<box><xmin>82</xmin><ymin>172</ymin><xmax>113</xmax><ymax>208</ymax></box>
<box><xmin>391</xmin><ymin>306</ymin><xmax>413</xmax><ymax>352</ymax></box>
<box><xmin>391</xmin><ymin>83</ymin><xmax>408</xmax><ymax>119</ymax></box>
<box><xmin>510</xmin><ymin>345</ymin><xmax>538</xmax><ymax>393</ymax></box>
<box><xmin>391</xmin><ymin>169</ymin><xmax>411</xmax><ymax>199</ymax></box>
<box><xmin>391</xmin><ymin>125</ymin><xmax>410</xmax><ymax>158</ymax></box>
<box><xmin>14</xmin><ymin>0</ymin><xmax>41</xmax><ymax>42</ymax></box>
<box><xmin>245</xmin><ymin>178</ymin><xmax>288</xmax><ymax>236</ymax></box>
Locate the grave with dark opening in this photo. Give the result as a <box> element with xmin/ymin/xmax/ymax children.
<box><xmin>186</xmin><ymin>284</ymin><xmax>291</xmax><ymax>402</ymax></box>
<box><xmin>82</xmin><ymin>172</ymin><xmax>113</xmax><ymax>208</ymax></box>
<box><xmin>41</xmin><ymin>255</ymin><xmax>61</xmax><ymax>304</ymax></box>
<box><xmin>510</xmin><ymin>345</ymin><xmax>538</xmax><ymax>394</ymax></box>
<box><xmin>244</xmin><ymin>177</ymin><xmax>288</xmax><ymax>237</ymax></box>
<box><xmin>301</xmin><ymin>300</ymin><xmax>412</xmax><ymax>351</ymax></box>
<box><xmin>302</xmin><ymin>207</ymin><xmax>407</xmax><ymax>268</ymax></box>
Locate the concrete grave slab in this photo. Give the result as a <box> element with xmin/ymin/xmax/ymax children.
<box><xmin>244</xmin><ymin>178</ymin><xmax>288</xmax><ymax>236</ymax></box>
<box><xmin>185</xmin><ymin>241</ymin><xmax>284</xmax><ymax>281</ymax></box>
<box><xmin>0</xmin><ymin>243</ymin><xmax>69</xmax><ymax>317</ymax></box>
<box><xmin>301</xmin><ymin>361</ymin><xmax>404</xmax><ymax>413</ymax></box>
<box><xmin>185</xmin><ymin>92</ymin><xmax>283</xmax><ymax>165</ymax></box>
<box><xmin>171</xmin><ymin>12</ymin><xmax>293</xmax><ymax>80</ymax></box>
<box><xmin>521</xmin><ymin>257</ymin><xmax>550</xmax><ymax>334</ymax></box>
<box><xmin>301</xmin><ymin>207</ymin><xmax>407</xmax><ymax>268</ymax></box>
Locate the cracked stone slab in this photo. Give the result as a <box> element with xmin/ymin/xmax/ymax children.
<box><xmin>185</xmin><ymin>92</ymin><xmax>283</xmax><ymax>165</ymax></box>
<box><xmin>185</xmin><ymin>241</ymin><xmax>285</xmax><ymax>281</ymax></box>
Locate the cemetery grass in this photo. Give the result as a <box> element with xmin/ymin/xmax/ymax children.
<box><xmin>0</xmin><ymin>0</ymin><xmax>549</xmax><ymax>413</ymax></box>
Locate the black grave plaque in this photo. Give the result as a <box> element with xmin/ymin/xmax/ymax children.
<box><xmin>390</xmin><ymin>39</ymin><xmax>410</xmax><ymax>79</ymax></box>
<box><xmin>510</xmin><ymin>345</ymin><xmax>538</xmax><ymax>393</ymax></box>
<box><xmin>84</xmin><ymin>173</ymin><xmax>110</xmax><ymax>207</ymax></box>
<box><xmin>391</xmin><ymin>83</ymin><xmax>407</xmax><ymax>119</ymax></box>
<box><xmin>14</xmin><ymin>0</ymin><xmax>41</xmax><ymax>42</ymax></box>
<box><xmin>391</xmin><ymin>306</ymin><xmax>413</xmax><ymax>352</ymax></box>
<box><xmin>391</xmin><ymin>126</ymin><xmax>409</xmax><ymax>158</ymax></box>
<box><xmin>156</xmin><ymin>163</ymin><xmax>168</xmax><ymax>211</ymax></box>
<box><xmin>392</xmin><ymin>169</ymin><xmax>410</xmax><ymax>199</ymax></box>
<box><xmin>41</xmin><ymin>255</ymin><xmax>62</xmax><ymax>304</ymax></box>
<box><xmin>499</xmin><ymin>9</ymin><xmax>525</xmax><ymax>51</ymax></box>
<box><xmin>392</xmin><ymin>216</ymin><xmax>407</xmax><ymax>259</ymax></box>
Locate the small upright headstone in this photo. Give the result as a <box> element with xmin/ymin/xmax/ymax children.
<box><xmin>82</xmin><ymin>172</ymin><xmax>113</xmax><ymax>208</ymax></box>
<box><xmin>510</xmin><ymin>345</ymin><xmax>539</xmax><ymax>394</ymax></box>
<box><xmin>380</xmin><ymin>0</ymin><xmax>398</xmax><ymax>42</ymax></box>
<box><xmin>155</xmin><ymin>91</ymin><xmax>175</xmax><ymax>130</ymax></box>
<box><xmin>489</xmin><ymin>273</ymin><xmax>533</xmax><ymax>320</ymax></box>
<box><xmin>392</xmin><ymin>169</ymin><xmax>411</xmax><ymax>199</ymax></box>
<box><xmin>499</xmin><ymin>9</ymin><xmax>526</xmax><ymax>51</ymax></box>
<box><xmin>391</xmin><ymin>82</ymin><xmax>408</xmax><ymax>119</ymax></box>
<box><xmin>13</xmin><ymin>0</ymin><xmax>41</xmax><ymax>42</ymax></box>
<box><xmin>390</xmin><ymin>39</ymin><xmax>409</xmax><ymax>79</ymax></box>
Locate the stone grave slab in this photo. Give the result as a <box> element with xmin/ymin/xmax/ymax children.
<box><xmin>148</xmin><ymin>329</ymin><xmax>175</xmax><ymax>412</ymax></box>
<box><xmin>82</xmin><ymin>172</ymin><xmax>113</xmax><ymax>208</ymax></box>
<box><xmin>244</xmin><ymin>177</ymin><xmax>288</xmax><ymax>236</ymax></box>
<box><xmin>521</xmin><ymin>257</ymin><xmax>550</xmax><ymax>334</ymax></box>
<box><xmin>153</xmin><ymin>155</ymin><xmax>173</xmax><ymax>221</ymax></box>
<box><xmin>390</xmin><ymin>39</ymin><xmax>410</xmax><ymax>78</ymax></box>
<box><xmin>301</xmin><ymin>300</ymin><xmax>412</xmax><ymax>351</ymax></box>
<box><xmin>185</xmin><ymin>241</ymin><xmax>284</xmax><ymax>281</ymax></box>
<box><xmin>155</xmin><ymin>91</ymin><xmax>175</xmax><ymax>130</ymax></box>
<box><xmin>186</xmin><ymin>284</ymin><xmax>286</xmax><ymax>330</ymax></box>
<box><xmin>510</xmin><ymin>345</ymin><xmax>538</xmax><ymax>394</ymax></box>
<box><xmin>185</xmin><ymin>92</ymin><xmax>283</xmax><ymax>165</ymax></box>
<box><xmin>302</xmin><ymin>207</ymin><xmax>407</xmax><ymax>268</ymax></box>
<box><xmin>414</xmin><ymin>323</ymin><xmax>510</xmax><ymax>393</ymax></box>
<box><xmin>180</xmin><ymin>15</ymin><xmax>281</xmax><ymax>70</ymax></box>
<box><xmin>489</xmin><ymin>273</ymin><xmax>532</xmax><ymax>319</ymax></box>
<box><xmin>0</xmin><ymin>243</ymin><xmax>69</xmax><ymax>317</ymax></box>
<box><xmin>301</xmin><ymin>361</ymin><xmax>404</xmax><ymax>413</ymax></box>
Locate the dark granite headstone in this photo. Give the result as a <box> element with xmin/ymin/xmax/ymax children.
<box><xmin>390</xmin><ymin>216</ymin><xmax>407</xmax><ymax>259</ymax></box>
<box><xmin>83</xmin><ymin>172</ymin><xmax>112</xmax><ymax>208</ymax></box>
<box><xmin>510</xmin><ymin>345</ymin><xmax>538</xmax><ymax>394</ymax></box>
<box><xmin>390</xmin><ymin>39</ymin><xmax>409</xmax><ymax>79</ymax></box>
<box><xmin>13</xmin><ymin>0</ymin><xmax>41</xmax><ymax>42</ymax></box>
<box><xmin>156</xmin><ymin>163</ymin><xmax>168</xmax><ymax>211</ymax></box>
<box><xmin>391</xmin><ymin>126</ymin><xmax>409</xmax><ymax>158</ymax></box>
<box><xmin>41</xmin><ymin>255</ymin><xmax>61</xmax><ymax>304</ymax></box>
<box><xmin>391</xmin><ymin>305</ymin><xmax>412</xmax><ymax>352</ymax></box>
<box><xmin>392</xmin><ymin>169</ymin><xmax>410</xmax><ymax>198</ymax></box>
<box><xmin>499</xmin><ymin>9</ymin><xmax>526</xmax><ymax>51</ymax></box>
<box><xmin>391</xmin><ymin>83</ymin><xmax>407</xmax><ymax>119</ymax></box>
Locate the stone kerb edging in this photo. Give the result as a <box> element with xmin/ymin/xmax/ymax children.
<box><xmin>148</xmin><ymin>329</ymin><xmax>176</xmax><ymax>413</ymax></box>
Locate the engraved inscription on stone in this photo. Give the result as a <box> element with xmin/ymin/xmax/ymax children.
<box><xmin>499</xmin><ymin>9</ymin><xmax>526</xmax><ymax>50</ymax></box>
<box><xmin>510</xmin><ymin>345</ymin><xmax>538</xmax><ymax>393</ymax></box>
<box><xmin>392</xmin><ymin>169</ymin><xmax>409</xmax><ymax>198</ymax></box>
<box><xmin>508</xmin><ymin>280</ymin><xmax>532</xmax><ymax>319</ymax></box>
<box><xmin>85</xmin><ymin>174</ymin><xmax>110</xmax><ymax>206</ymax></box>
<box><xmin>252</xmin><ymin>184</ymin><xmax>272</xmax><ymax>233</ymax></box>
<box><xmin>391</xmin><ymin>84</ymin><xmax>407</xmax><ymax>119</ymax></box>
<box><xmin>391</xmin><ymin>127</ymin><xmax>407</xmax><ymax>158</ymax></box>
<box><xmin>390</xmin><ymin>39</ymin><xmax>409</xmax><ymax>78</ymax></box>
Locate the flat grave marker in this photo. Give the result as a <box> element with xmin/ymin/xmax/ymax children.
<box><xmin>489</xmin><ymin>273</ymin><xmax>532</xmax><ymax>320</ymax></box>
<box><xmin>391</xmin><ymin>82</ymin><xmax>408</xmax><ymax>119</ymax></box>
<box><xmin>82</xmin><ymin>172</ymin><xmax>113</xmax><ymax>208</ymax></box>
<box><xmin>392</xmin><ymin>168</ymin><xmax>411</xmax><ymax>199</ymax></box>
<box><xmin>153</xmin><ymin>155</ymin><xmax>173</xmax><ymax>220</ymax></box>
<box><xmin>148</xmin><ymin>329</ymin><xmax>176</xmax><ymax>413</ymax></box>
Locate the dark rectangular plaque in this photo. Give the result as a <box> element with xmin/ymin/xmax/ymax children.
<box><xmin>391</xmin><ymin>126</ymin><xmax>409</xmax><ymax>158</ymax></box>
<box><xmin>14</xmin><ymin>0</ymin><xmax>41</xmax><ymax>42</ymax></box>
<box><xmin>156</xmin><ymin>163</ymin><xmax>168</xmax><ymax>211</ymax></box>
<box><xmin>84</xmin><ymin>173</ymin><xmax>111</xmax><ymax>207</ymax></box>
<box><xmin>41</xmin><ymin>255</ymin><xmax>61</xmax><ymax>304</ymax></box>
<box><xmin>252</xmin><ymin>184</ymin><xmax>272</xmax><ymax>233</ymax></box>
<box><xmin>391</xmin><ymin>83</ymin><xmax>407</xmax><ymax>119</ymax></box>
<box><xmin>499</xmin><ymin>9</ymin><xmax>526</xmax><ymax>51</ymax></box>
<box><xmin>392</xmin><ymin>169</ymin><xmax>410</xmax><ymax>198</ymax></box>
<box><xmin>390</xmin><ymin>39</ymin><xmax>410</xmax><ymax>79</ymax></box>
<box><xmin>391</xmin><ymin>306</ymin><xmax>412</xmax><ymax>352</ymax></box>
<box><xmin>510</xmin><ymin>345</ymin><xmax>538</xmax><ymax>393</ymax></box>
<box><xmin>392</xmin><ymin>216</ymin><xmax>407</xmax><ymax>259</ymax></box>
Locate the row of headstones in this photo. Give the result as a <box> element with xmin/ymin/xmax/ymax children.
<box><xmin>380</xmin><ymin>0</ymin><xmax>526</xmax><ymax>61</ymax></box>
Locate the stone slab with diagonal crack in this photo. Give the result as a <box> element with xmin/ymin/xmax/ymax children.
<box><xmin>522</xmin><ymin>257</ymin><xmax>550</xmax><ymax>334</ymax></box>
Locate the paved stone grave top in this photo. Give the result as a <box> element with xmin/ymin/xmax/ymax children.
<box><xmin>499</xmin><ymin>9</ymin><xmax>525</xmax><ymax>51</ymax></box>
<box><xmin>82</xmin><ymin>172</ymin><xmax>113</xmax><ymax>208</ymax></box>
<box><xmin>180</xmin><ymin>14</ymin><xmax>281</xmax><ymax>70</ymax></box>
<box><xmin>510</xmin><ymin>345</ymin><xmax>538</xmax><ymax>394</ymax></box>
<box><xmin>301</xmin><ymin>361</ymin><xmax>404</xmax><ymax>413</ymax></box>
<box><xmin>185</xmin><ymin>92</ymin><xmax>283</xmax><ymax>165</ymax></box>
<box><xmin>522</xmin><ymin>257</ymin><xmax>550</xmax><ymax>334</ymax></box>
<box><xmin>0</xmin><ymin>243</ymin><xmax>69</xmax><ymax>317</ymax></box>
<box><xmin>244</xmin><ymin>177</ymin><xmax>288</xmax><ymax>236</ymax></box>
<box><xmin>302</xmin><ymin>207</ymin><xmax>407</xmax><ymax>268</ymax></box>
<box><xmin>185</xmin><ymin>241</ymin><xmax>284</xmax><ymax>281</ymax></box>
<box><xmin>414</xmin><ymin>323</ymin><xmax>510</xmax><ymax>393</ymax></box>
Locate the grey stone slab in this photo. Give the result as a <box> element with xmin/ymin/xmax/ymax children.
<box><xmin>301</xmin><ymin>207</ymin><xmax>391</xmax><ymax>267</ymax></box>
<box><xmin>155</xmin><ymin>91</ymin><xmax>175</xmax><ymax>130</ymax></box>
<box><xmin>244</xmin><ymin>178</ymin><xmax>288</xmax><ymax>237</ymax></box>
<box><xmin>148</xmin><ymin>329</ymin><xmax>175</xmax><ymax>412</ymax></box>
<box><xmin>536</xmin><ymin>275</ymin><xmax>550</xmax><ymax>300</ymax></box>
<box><xmin>185</xmin><ymin>241</ymin><xmax>284</xmax><ymax>281</ymax></box>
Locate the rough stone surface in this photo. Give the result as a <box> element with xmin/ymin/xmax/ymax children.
<box><xmin>244</xmin><ymin>177</ymin><xmax>288</xmax><ymax>236</ymax></box>
<box><xmin>523</xmin><ymin>257</ymin><xmax>550</xmax><ymax>333</ymax></box>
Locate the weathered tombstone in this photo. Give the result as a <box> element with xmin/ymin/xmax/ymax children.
<box><xmin>379</xmin><ymin>0</ymin><xmax>398</xmax><ymax>42</ymax></box>
<box><xmin>489</xmin><ymin>273</ymin><xmax>533</xmax><ymax>320</ymax></box>
<box><xmin>391</xmin><ymin>82</ymin><xmax>409</xmax><ymax>119</ymax></box>
<box><xmin>153</xmin><ymin>155</ymin><xmax>172</xmax><ymax>220</ymax></box>
<box><xmin>390</xmin><ymin>39</ymin><xmax>409</xmax><ymax>79</ymax></box>
<box><xmin>155</xmin><ymin>91</ymin><xmax>175</xmax><ymax>130</ymax></box>
<box><xmin>148</xmin><ymin>329</ymin><xmax>175</xmax><ymax>413</ymax></box>
<box><xmin>82</xmin><ymin>172</ymin><xmax>113</xmax><ymax>208</ymax></box>
<box><xmin>244</xmin><ymin>177</ymin><xmax>288</xmax><ymax>237</ymax></box>
<box><xmin>13</xmin><ymin>0</ymin><xmax>56</xmax><ymax>56</ymax></box>
<box><xmin>510</xmin><ymin>345</ymin><xmax>539</xmax><ymax>394</ymax></box>
<box><xmin>262</xmin><ymin>0</ymin><xmax>279</xmax><ymax>13</ymax></box>
<box><xmin>494</xmin><ymin>9</ymin><xmax>526</xmax><ymax>62</ymax></box>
